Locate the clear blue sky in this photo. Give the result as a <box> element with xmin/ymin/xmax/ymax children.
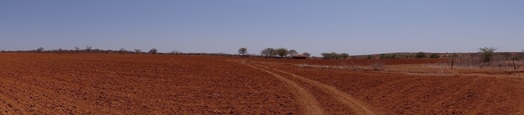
<box><xmin>1</xmin><ymin>0</ymin><xmax>523</xmax><ymax>55</ymax></box>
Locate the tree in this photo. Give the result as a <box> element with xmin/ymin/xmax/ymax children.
<box><xmin>430</xmin><ymin>53</ymin><xmax>440</xmax><ymax>58</ymax></box>
<box><xmin>75</xmin><ymin>46</ymin><xmax>80</xmax><ymax>51</ymax></box>
<box><xmin>119</xmin><ymin>48</ymin><xmax>127</xmax><ymax>53</ymax></box>
<box><xmin>380</xmin><ymin>54</ymin><xmax>396</xmax><ymax>59</ymax></box>
<box><xmin>85</xmin><ymin>45</ymin><xmax>93</xmax><ymax>52</ymax></box>
<box><xmin>36</xmin><ymin>47</ymin><xmax>44</xmax><ymax>52</ymax></box>
<box><xmin>321</xmin><ymin>52</ymin><xmax>340</xmax><ymax>60</ymax></box>
<box><xmin>415</xmin><ymin>52</ymin><xmax>426</xmax><ymax>58</ymax></box>
<box><xmin>340</xmin><ymin>53</ymin><xmax>349</xmax><ymax>59</ymax></box>
<box><xmin>479</xmin><ymin>47</ymin><xmax>497</xmax><ymax>63</ymax></box>
<box><xmin>288</xmin><ymin>49</ymin><xmax>298</xmax><ymax>57</ymax></box>
<box><xmin>321</xmin><ymin>53</ymin><xmax>329</xmax><ymax>59</ymax></box>
<box><xmin>367</xmin><ymin>55</ymin><xmax>373</xmax><ymax>59</ymax></box>
<box><xmin>261</xmin><ymin>48</ymin><xmax>275</xmax><ymax>57</ymax></box>
<box><xmin>149</xmin><ymin>48</ymin><xmax>158</xmax><ymax>54</ymax></box>
<box><xmin>134</xmin><ymin>49</ymin><xmax>142</xmax><ymax>53</ymax></box>
<box><xmin>275</xmin><ymin>48</ymin><xmax>289</xmax><ymax>58</ymax></box>
<box><xmin>238</xmin><ymin>47</ymin><xmax>247</xmax><ymax>56</ymax></box>
<box><xmin>302</xmin><ymin>52</ymin><xmax>311</xmax><ymax>57</ymax></box>
<box><xmin>171</xmin><ymin>50</ymin><xmax>182</xmax><ymax>54</ymax></box>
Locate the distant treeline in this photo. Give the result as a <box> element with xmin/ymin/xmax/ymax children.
<box><xmin>0</xmin><ymin>47</ymin><xmax>284</xmax><ymax>58</ymax></box>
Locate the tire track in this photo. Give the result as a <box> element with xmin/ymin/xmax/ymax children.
<box><xmin>241</xmin><ymin>63</ymin><xmax>325</xmax><ymax>115</ymax></box>
<box><xmin>252</xmin><ymin>63</ymin><xmax>377</xmax><ymax>115</ymax></box>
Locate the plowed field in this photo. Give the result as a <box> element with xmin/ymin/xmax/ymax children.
<box><xmin>1</xmin><ymin>53</ymin><xmax>523</xmax><ymax>114</ymax></box>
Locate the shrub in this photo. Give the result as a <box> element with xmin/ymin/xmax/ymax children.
<box><xmin>430</xmin><ymin>53</ymin><xmax>440</xmax><ymax>58</ymax></box>
<box><xmin>379</xmin><ymin>54</ymin><xmax>396</xmax><ymax>59</ymax></box>
<box><xmin>119</xmin><ymin>48</ymin><xmax>127</xmax><ymax>53</ymax></box>
<box><xmin>415</xmin><ymin>52</ymin><xmax>426</xmax><ymax>58</ymax></box>
<box><xmin>134</xmin><ymin>49</ymin><xmax>142</xmax><ymax>54</ymax></box>
<box><xmin>321</xmin><ymin>52</ymin><xmax>337</xmax><ymax>60</ymax></box>
<box><xmin>367</xmin><ymin>55</ymin><xmax>373</xmax><ymax>59</ymax></box>
<box><xmin>340</xmin><ymin>53</ymin><xmax>349</xmax><ymax>59</ymax></box>
<box><xmin>36</xmin><ymin>47</ymin><xmax>44</xmax><ymax>52</ymax></box>
<box><xmin>170</xmin><ymin>50</ymin><xmax>182</xmax><ymax>54</ymax></box>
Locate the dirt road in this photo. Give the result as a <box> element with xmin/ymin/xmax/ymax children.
<box><xmin>242</xmin><ymin>63</ymin><xmax>325</xmax><ymax>115</ymax></box>
<box><xmin>240</xmin><ymin>60</ymin><xmax>376</xmax><ymax>114</ymax></box>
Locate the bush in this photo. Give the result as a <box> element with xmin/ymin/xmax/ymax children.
<box><xmin>415</xmin><ymin>52</ymin><xmax>426</xmax><ymax>58</ymax></box>
<box><xmin>119</xmin><ymin>48</ymin><xmax>127</xmax><ymax>53</ymax></box>
<box><xmin>430</xmin><ymin>53</ymin><xmax>440</xmax><ymax>58</ymax></box>
<box><xmin>340</xmin><ymin>53</ymin><xmax>349</xmax><ymax>59</ymax></box>
<box><xmin>379</xmin><ymin>54</ymin><xmax>396</xmax><ymax>59</ymax></box>
<box><xmin>36</xmin><ymin>47</ymin><xmax>44</xmax><ymax>52</ymax></box>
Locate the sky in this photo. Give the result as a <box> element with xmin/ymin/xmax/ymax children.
<box><xmin>1</xmin><ymin>0</ymin><xmax>523</xmax><ymax>56</ymax></box>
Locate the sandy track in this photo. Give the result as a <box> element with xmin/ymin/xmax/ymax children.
<box><xmin>241</xmin><ymin>63</ymin><xmax>325</xmax><ymax>115</ymax></box>
<box><xmin>250</xmin><ymin>63</ymin><xmax>377</xmax><ymax>115</ymax></box>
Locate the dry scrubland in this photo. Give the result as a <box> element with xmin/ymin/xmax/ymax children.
<box><xmin>1</xmin><ymin>53</ymin><xmax>524</xmax><ymax>114</ymax></box>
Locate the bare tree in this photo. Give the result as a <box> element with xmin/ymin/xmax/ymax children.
<box><xmin>75</xmin><ymin>46</ymin><xmax>80</xmax><ymax>51</ymax></box>
<box><xmin>288</xmin><ymin>49</ymin><xmax>298</xmax><ymax>57</ymax></box>
<box><xmin>479</xmin><ymin>47</ymin><xmax>497</xmax><ymax>63</ymax></box>
<box><xmin>85</xmin><ymin>45</ymin><xmax>93</xmax><ymax>52</ymax></box>
<box><xmin>302</xmin><ymin>52</ymin><xmax>311</xmax><ymax>57</ymax></box>
<box><xmin>238</xmin><ymin>47</ymin><xmax>247</xmax><ymax>56</ymax></box>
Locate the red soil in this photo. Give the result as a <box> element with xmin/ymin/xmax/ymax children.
<box><xmin>1</xmin><ymin>53</ymin><xmax>523</xmax><ymax>114</ymax></box>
